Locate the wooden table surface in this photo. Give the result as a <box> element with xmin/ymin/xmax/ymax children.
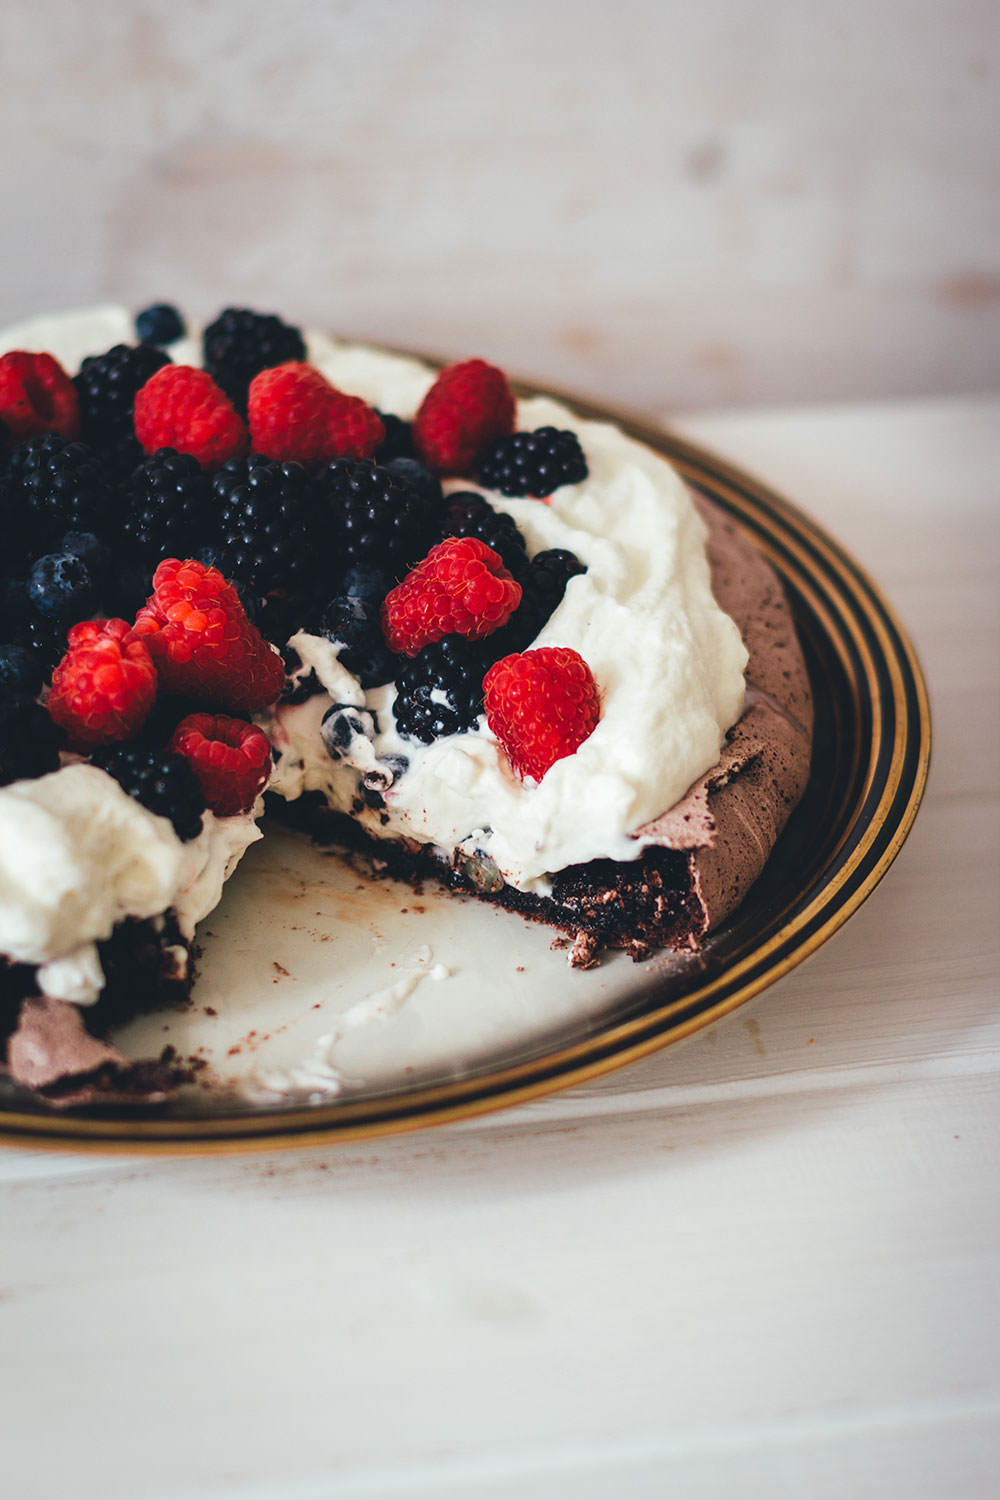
<box><xmin>2</xmin><ymin>394</ymin><xmax>997</xmax><ymax>1500</ymax></box>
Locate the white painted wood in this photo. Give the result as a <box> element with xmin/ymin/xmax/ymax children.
<box><xmin>1</xmin><ymin>2</ymin><xmax>998</xmax><ymax>409</ymax></box>
<box><xmin>2</xmin><ymin>396</ymin><xmax>998</xmax><ymax>1499</ymax></box>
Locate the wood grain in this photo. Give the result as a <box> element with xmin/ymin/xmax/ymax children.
<box><xmin>1</xmin><ymin>396</ymin><xmax>998</xmax><ymax>1499</ymax></box>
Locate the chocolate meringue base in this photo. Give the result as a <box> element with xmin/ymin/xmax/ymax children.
<box><xmin>1</xmin><ymin>914</ymin><xmax>194</xmax><ymax>1107</ymax></box>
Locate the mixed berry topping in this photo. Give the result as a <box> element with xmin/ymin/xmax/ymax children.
<box><xmin>483</xmin><ymin>646</ymin><xmax>601</xmax><ymax>782</ymax></box>
<box><xmin>202</xmin><ymin>308</ymin><xmax>307</xmax><ymax>412</ymax></box>
<box><xmin>478</xmin><ymin>426</ymin><xmax>588</xmax><ymax>498</ymax></box>
<box><xmin>0</xmin><ymin>302</ymin><xmax>604</xmax><ymax>809</ymax></box>
<box><xmin>91</xmin><ymin>743</ymin><xmax>206</xmax><ymax>841</ymax></box>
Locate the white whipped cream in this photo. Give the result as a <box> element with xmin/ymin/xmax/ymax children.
<box><xmin>0</xmin><ymin>764</ymin><xmax>261</xmax><ymax>1004</ymax></box>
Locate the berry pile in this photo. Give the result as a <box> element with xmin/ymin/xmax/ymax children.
<box><xmin>0</xmin><ymin>300</ymin><xmax>602</xmax><ymax>812</ymax></box>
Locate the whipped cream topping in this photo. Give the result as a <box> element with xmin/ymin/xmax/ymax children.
<box><xmin>0</xmin><ymin>764</ymin><xmax>261</xmax><ymax>1004</ymax></box>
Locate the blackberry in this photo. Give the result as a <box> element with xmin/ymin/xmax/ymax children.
<box><xmin>374</xmin><ymin>412</ymin><xmax>417</xmax><ymax>464</ymax></box>
<box><xmin>441</xmin><ymin>490</ymin><xmax>529</xmax><ymax>583</ymax></box>
<box><xmin>101</xmin><ymin>432</ymin><xmax>147</xmax><ymax>485</ymax></box>
<box><xmin>213</xmin><ymin>454</ymin><xmax>316</xmax><ymax>612</ymax></box>
<box><xmin>483</xmin><ymin>547</ymin><xmax>587</xmax><ymax>660</ymax></box>
<box><xmin>202</xmin><ymin>308</ymin><xmax>306</xmax><ymax>412</ymax></box>
<box><xmin>60</xmin><ymin>530</ymin><xmax>111</xmax><ymax>588</ymax></box>
<box><xmin>5</xmin><ymin>434</ymin><xmax>114</xmax><ymax>557</ymax></box>
<box><xmin>0</xmin><ymin>701</ymin><xmax>64</xmax><ymax>786</ymax></box>
<box><xmin>526</xmin><ymin>547</ymin><xmax>587</xmax><ymax>616</ymax></box>
<box><xmin>27</xmin><ymin>551</ymin><xmax>96</xmax><ymax>622</ymax></box>
<box><xmin>478</xmin><ymin>426</ymin><xmax>588</xmax><ymax>498</ymax></box>
<box><xmin>393</xmin><ymin>636</ymin><xmax>487</xmax><ymax>744</ymax></box>
<box><xmin>91</xmin><ymin>745</ymin><xmax>206</xmax><ymax>841</ymax></box>
<box><xmin>313</xmin><ymin>458</ymin><xmax>438</xmax><ymax>583</ymax></box>
<box><xmin>74</xmin><ymin>343</ymin><xmax>171</xmax><ymax>444</ymax></box>
<box><xmin>123</xmin><ymin>448</ymin><xmax>212</xmax><ymax>567</ymax></box>
<box><xmin>135</xmin><ymin>303</ymin><xmax>186</xmax><ymax>346</ymax></box>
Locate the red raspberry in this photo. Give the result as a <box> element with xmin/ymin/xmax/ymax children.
<box><xmin>247</xmin><ymin>362</ymin><xmax>384</xmax><ymax>463</ymax></box>
<box><xmin>133</xmin><ymin>558</ymin><xmax>285</xmax><ymax>713</ymax></box>
<box><xmin>483</xmin><ymin>646</ymin><xmax>601</xmax><ymax>782</ymax></box>
<box><xmin>0</xmin><ymin>351</ymin><xmax>80</xmax><ymax>442</ymax></box>
<box><xmin>413</xmin><ymin>359</ymin><xmax>515</xmax><ymax>475</ymax></box>
<box><xmin>381</xmin><ymin>537</ymin><xmax>522</xmax><ymax>657</ymax></box>
<box><xmin>170</xmin><ymin>713</ymin><xmax>271</xmax><ymax>816</ymax></box>
<box><xmin>47</xmin><ymin>618</ymin><xmax>157</xmax><ymax>747</ymax></box>
<box><xmin>133</xmin><ymin>366</ymin><xmax>248</xmax><ymax>469</ymax></box>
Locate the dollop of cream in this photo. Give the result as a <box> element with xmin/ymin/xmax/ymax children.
<box><xmin>0</xmin><ymin>765</ymin><xmax>261</xmax><ymax>1004</ymax></box>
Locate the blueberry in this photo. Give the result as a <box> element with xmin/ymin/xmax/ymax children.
<box><xmin>322</xmin><ymin>593</ymin><xmax>375</xmax><ymax>648</ymax></box>
<box><xmin>27</xmin><ymin>552</ymin><xmax>95</xmax><ymax>621</ymax></box>
<box><xmin>339</xmin><ymin>639</ymin><xmax>398</xmax><ymax>690</ymax></box>
<box><xmin>373</xmin><ymin>412</ymin><xmax>416</xmax><ymax>463</ymax></box>
<box><xmin>60</xmin><ymin>530</ymin><xmax>110</xmax><ymax>584</ymax></box>
<box><xmin>135</xmin><ymin>303</ymin><xmax>186</xmax><ymax>345</ymax></box>
<box><xmin>384</xmin><ymin>457</ymin><xmax>443</xmax><ymax>508</ymax></box>
<box><xmin>341</xmin><ymin>564</ymin><xmax>388</xmax><ymax>603</ymax></box>
<box><xmin>0</xmin><ymin>643</ymin><xmax>43</xmax><ymax>703</ymax></box>
<box><xmin>320</xmin><ymin>704</ymin><xmax>378</xmax><ymax>759</ymax></box>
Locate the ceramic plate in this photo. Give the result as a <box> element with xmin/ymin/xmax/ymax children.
<box><xmin>0</xmin><ymin>402</ymin><xmax>931</xmax><ymax>1151</ymax></box>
